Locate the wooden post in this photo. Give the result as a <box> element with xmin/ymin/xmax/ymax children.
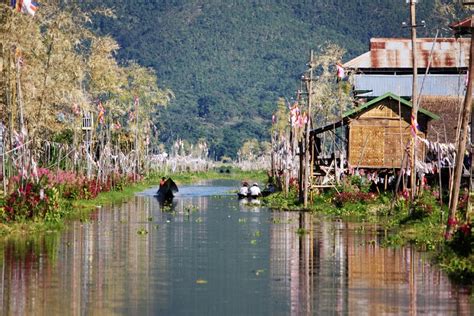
<box><xmin>409</xmin><ymin>0</ymin><xmax>419</xmax><ymax>200</ymax></box>
<box><xmin>447</xmin><ymin>16</ymin><xmax>474</xmax><ymax>238</ymax></box>
<box><xmin>436</xmin><ymin>133</ymin><xmax>443</xmax><ymax>209</ymax></box>
<box><xmin>298</xmin><ymin>140</ymin><xmax>303</xmax><ymax>202</ymax></box>
<box><xmin>134</xmin><ymin>96</ymin><xmax>139</xmax><ymax>180</ymax></box>
<box><xmin>303</xmin><ymin>50</ymin><xmax>314</xmax><ymax>208</ymax></box>
<box><xmin>15</xmin><ymin>49</ymin><xmax>25</xmax><ymax>136</ymax></box>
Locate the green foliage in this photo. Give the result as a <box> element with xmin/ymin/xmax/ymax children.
<box><xmin>384</xmin><ymin>191</ymin><xmax>446</xmax><ymax>251</ymax></box>
<box><xmin>437</xmin><ymin>227</ymin><xmax>474</xmax><ymax>284</ymax></box>
<box><xmin>337</xmin><ymin>175</ymin><xmax>371</xmax><ymax>193</ymax></box>
<box><xmin>0</xmin><ymin>3</ymin><xmax>170</xmax><ymax>156</ymax></box>
<box><xmin>394</xmin><ymin>191</ymin><xmax>441</xmax><ymax>225</ymax></box>
<box><xmin>263</xmin><ymin>188</ymin><xmax>301</xmax><ymax>211</ymax></box>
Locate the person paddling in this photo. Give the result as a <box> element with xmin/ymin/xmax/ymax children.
<box><xmin>238</xmin><ymin>182</ymin><xmax>249</xmax><ymax>198</ymax></box>
<box><xmin>249</xmin><ymin>183</ymin><xmax>261</xmax><ymax>198</ymax></box>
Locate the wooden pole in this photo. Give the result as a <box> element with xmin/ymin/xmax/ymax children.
<box><xmin>299</xmin><ymin>140</ymin><xmax>303</xmax><ymax>201</ymax></box>
<box><xmin>447</xmin><ymin>17</ymin><xmax>474</xmax><ymax>238</ymax></box>
<box><xmin>304</xmin><ymin>50</ymin><xmax>314</xmax><ymax>208</ymax></box>
<box><xmin>409</xmin><ymin>0</ymin><xmax>419</xmax><ymax>200</ymax></box>
<box><xmin>436</xmin><ymin>133</ymin><xmax>443</xmax><ymax>209</ymax></box>
<box><xmin>15</xmin><ymin>49</ymin><xmax>26</xmax><ymax>183</ymax></box>
<box><xmin>134</xmin><ymin>96</ymin><xmax>139</xmax><ymax>180</ymax></box>
<box><xmin>15</xmin><ymin>50</ymin><xmax>25</xmax><ymax>136</ymax></box>
<box><xmin>444</xmin><ymin>123</ymin><xmax>453</xmax><ymax>206</ymax></box>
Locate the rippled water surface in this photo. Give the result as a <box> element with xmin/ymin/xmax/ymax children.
<box><xmin>0</xmin><ymin>179</ymin><xmax>472</xmax><ymax>315</ymax></box>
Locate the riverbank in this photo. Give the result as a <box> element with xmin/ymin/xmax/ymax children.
<box><xmin>263</xmin><ymin>181</ymin><xmax>473</xmax><ymax>285</ymax></box>
<box><xmin>0</xmin><ymin>168</ymin><xmax>267</xmax><ymax>237</ymax></box>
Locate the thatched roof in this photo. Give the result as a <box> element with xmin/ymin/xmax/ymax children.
<box><xmin>420</xmin><ymin>96</ymin><xmax>462</xmax><ymax>143</ymax></box>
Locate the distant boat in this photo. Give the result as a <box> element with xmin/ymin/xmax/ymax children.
<box><xmin>237</xmin><ymin>184</ymin><xmax>276</xmax><ymax>199</ymax></box>
<box><xmin>237</xmin><ymin>191</ymin><xmax>261</xmax><ymax>199</ymax></box>
<box><xmin>156</xmin><ymin>178</ymin><xmax>179</xmax><ymax>202</ymax></box>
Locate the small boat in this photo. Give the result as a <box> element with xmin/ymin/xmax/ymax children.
<box><xmin>237</xmin><ymin>192</ymin><xmax>261</xmax><ymax>200</ymax></box>
<box><xmin>156</xmin><ymin>178</ymin><xmax>179</xmax><ymax>202</ymax></box>
<box><xmin>261</xmin><ymin>184</ymin><xmax>276</xmax><ymax>197</ymax></box>
<box><xmin>237</xmin><ymin>193</ymin><xmax>249</xmax><ymax>199</ymax></box>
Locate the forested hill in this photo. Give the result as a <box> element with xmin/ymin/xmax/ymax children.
<box><xmin>85</xmin><ymin>0</ymin><xmax>446</xmax><ymax>159</ymax></box>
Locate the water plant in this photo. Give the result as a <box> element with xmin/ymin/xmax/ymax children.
<box><xmin>296</xmin><ymin>228</ymin><xmax>308</xmax><ymax>236</ymax></box>
<box><xmin>137</xmin><ymin>228</ymin><xmax>148</xmax><ymax>235</ymax></box>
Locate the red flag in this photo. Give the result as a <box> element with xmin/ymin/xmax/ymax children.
<box><xmin>336</xmin><ymin>62</ymin><xmax>345</xmax><ymax>82</ymax></box>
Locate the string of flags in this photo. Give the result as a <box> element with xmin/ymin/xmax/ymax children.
<box><xmin>289</xmin><ymin>102</ymin><xmax>308</xmax><ymax>128</ymax></box>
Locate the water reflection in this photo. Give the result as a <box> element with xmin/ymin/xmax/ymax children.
<box><xmin>0</xmin><ymin>180</ymin><xmax>472</xmax><ymax>315</ymax></box>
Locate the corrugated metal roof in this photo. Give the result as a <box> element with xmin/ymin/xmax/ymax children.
<box><xmin>353</xmin><ymin>74</ymin><xmax>466</xmax><ymax>97</ymax></box>
<box><xmin>344</xmin><ymin>38</ymin><xmax>470</xmax><ymax>69</ymax></box>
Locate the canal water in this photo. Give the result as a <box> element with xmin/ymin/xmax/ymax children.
<box><xmin>0</xmin><ymin>179</ymin><xmax>472</xmax><ymax>315</ymax></box>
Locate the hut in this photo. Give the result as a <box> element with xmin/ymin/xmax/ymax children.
<box><xmin>310</xmin><ymin>92</ymin><xmax>439</xmax><ymax>187</ymax></box>
<box><xmin>342</xmin><ymin>37</ymin><xmax>468</xmax><ymax>145</ymax></box>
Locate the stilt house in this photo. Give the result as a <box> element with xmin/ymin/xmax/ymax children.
<box><xmin>343</xmin><ymin>37</ymin><xmax>469</xmax><ymax>144</ymax></box>
<box><xmin>310</xmin><ymin>93</ymin><xmax>439</xmax><ymax>185</ymax></box>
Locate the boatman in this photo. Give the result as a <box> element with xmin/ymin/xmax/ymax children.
<box><xmin>159</xmin><ymin>177</ymin><xmax>166</xmax><ymax>188</ymax></box>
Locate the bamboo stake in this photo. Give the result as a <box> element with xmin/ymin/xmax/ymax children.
<box><xmin>447</xmin><ymin>18</ymin><xmax>474</xmax><ymax>238</ymax></box>
<box><xmin>303</xmin><ymin>50</ymin><xmax>314</xmax><ymax>208</ymax></box>
<box><xmin>409</xmin><ymin>0</ymin><xmax>419</xmax><ymax>201</ymax></box>
<box><xmin>436</xmin><ymin>132</ymin><xmax>443</xmax><ymax>210</ymax></box>
<box><xmin>135</xmin><ymin>96</ymin><xmax>139</xmax><ymax>180</ymax></box>
<box><xmin>397</xmin><ymin>87</ymin><xmax>406</xmax><ymax>192</ymax></box>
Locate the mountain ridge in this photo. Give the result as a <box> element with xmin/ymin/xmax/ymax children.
<box><xmin>87</xmin><ymin>0</ymin><xmax>444</xmax><ymax>159</ymax></box>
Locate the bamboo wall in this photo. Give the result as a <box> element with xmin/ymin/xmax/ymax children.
<box><xmin>348</xmin><ymin>99</ymin><xmax>428</xmax><ymax>169</ymax></box>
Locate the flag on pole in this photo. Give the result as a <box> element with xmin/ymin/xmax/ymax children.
<box><xmin>15</xmin><ymin>48</ymin><xmax>25</xmax><ymax>69</ymax></box>
<box><xmin>134</xmin><ymin>96</ymin><xmax>139</xmax><ymax>107</ymax></box>
<box><xmin>410</xmin><ymin>114</ymin><xmax>419</xmax><ymax>138</ymax></box>
<box><xmin>128</xmin><ymin>110</ymin><xmax>135</xmax><ymax>122</ymax></box>
<box><xmin>20</xmin><ymin>0</ymin><xmax>38</xmax><ymax>16</ymax></box>
<box><xmin>97</xmin><ymin>101</ymin><xmax>105</xmax><ymax>125</ymax></box>
<box><xmin>72</xmin><ymin>103</ymin><xmax>81</xmax><ymax>116</ymax></box>
<box><xmin>336</xmin><ymin>62</ymin><xmax>345</xmax><ymax>82</ymax></box>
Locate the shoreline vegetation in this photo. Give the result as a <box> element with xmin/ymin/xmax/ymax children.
<box><xmin>263</xmin><ymin>175</ymin><xmax>473</xmax><ymax>286</ymax></box>
<box><xmin>0</xmin><ymin>168</ymin><xmax>266</xmax><ymax>237</ymax></box>
<box><xmin>0</xmin><ymin>169</ymin><xmax>472</xmax><ymax>285</ymax></box>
